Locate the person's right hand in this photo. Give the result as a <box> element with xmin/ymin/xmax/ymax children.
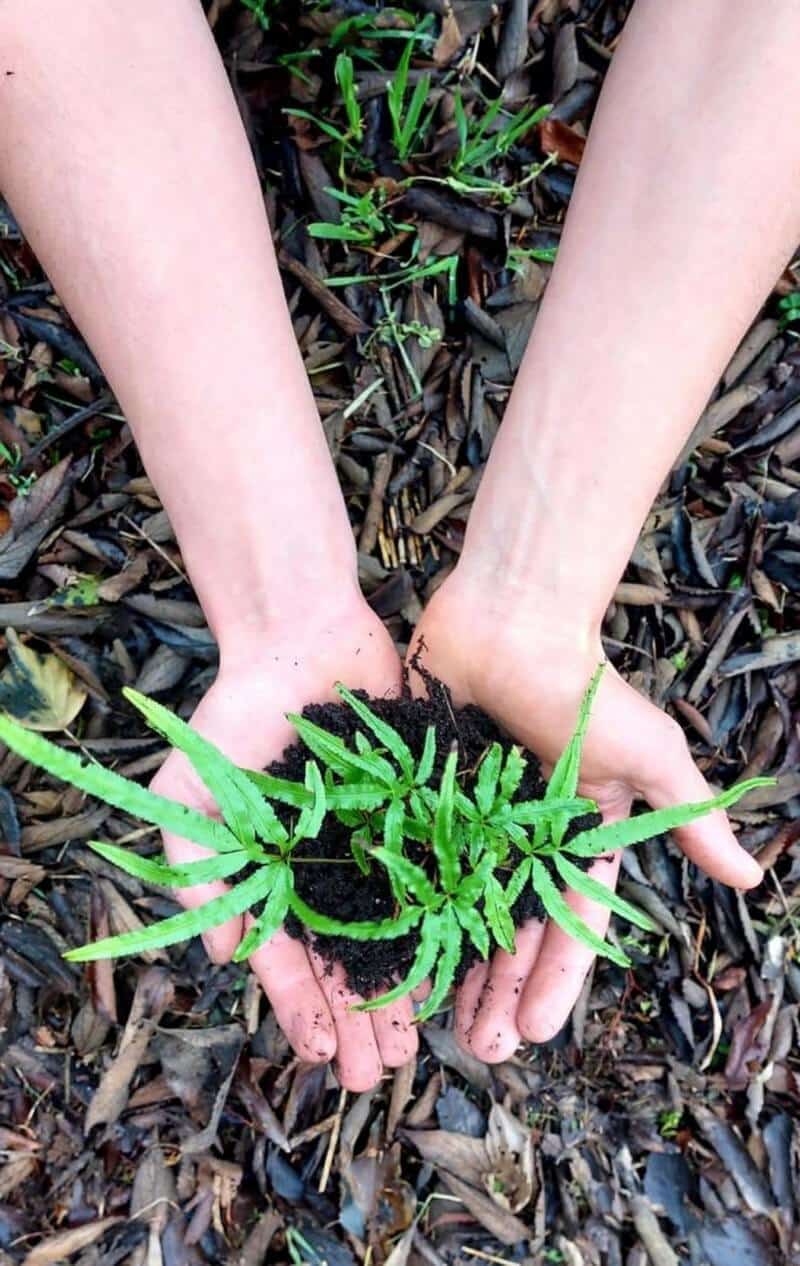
<box><xmin>150</xmin><ymin>598</ymin><xmax>417</xmax><ymax>1091</ymax></box>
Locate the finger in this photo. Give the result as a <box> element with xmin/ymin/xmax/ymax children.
<box><xmin>309</xmin><ymin>951</ymin><xmax>383</xmax><ymax>1092</ymax></box>
<box><xmin>465</xmin><ymin>920</ymin><xmax>547</xmax><ymax>1063</ymax></box>
<box><xmin>454</xmin><ymin>960</ymin><xmax>489</xmax><ymax>1049</ymax></box>
<box><xmin>160</xmin><ymin>831</ymin><xmax>243</xmax><ymax>963</ymax></box>
<box><xmin>517</xmin><ymin>852</ymin><xmax>622</xmax><ymax>1044</ymax></box>
<box><xmin>248</xmin><ymin>928</ymin><xmax>336</xmax><ymax>1063</ymax></box>
<box><xmin>370</xmin><ymin>995</ymin><xmax>418</xmax><ymax>1068</ymax></box>
<box><xmin>153</xmin><ymin>755</ymin><xmax>243</xmax><ymax>963</ymax></box>
<box><xmin>411</xmin><ymin>981</ymin><xmax>431</xmax><ymax>1002</ymax></box>
<box><xmin>645</xmin><ymin>750</ymin><xmax>763</xmax><ymax>889</ymax></box>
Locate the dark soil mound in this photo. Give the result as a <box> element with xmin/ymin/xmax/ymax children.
<box><xmin>264</xmin><ymin>670</ymin><xmax>600</xmax><ymax>997</ymax></box>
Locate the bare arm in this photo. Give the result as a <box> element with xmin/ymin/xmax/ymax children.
<box><xmin>0</xmin><ymin>0</ymin><xmax>411</xmax><ymax>1091</ymax></box>
<box><xmin>416</xmin><ymin>0</ymin><xmax>800</xmax><ymax>1060</ymax></box>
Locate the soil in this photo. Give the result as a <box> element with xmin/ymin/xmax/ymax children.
<box><xmin>264</xmin><ymin>665</ymin><xmax>600</xmax><ymax>996</ymax></box>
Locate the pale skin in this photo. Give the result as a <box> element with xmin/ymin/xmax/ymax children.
<box><xmin>1</xmin><ymin>0</ymin><xmax>797</xmax><ymax>1086</ymax></box>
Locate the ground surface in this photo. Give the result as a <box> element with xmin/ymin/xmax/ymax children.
<box><xmin>0</xmin><ymin>2</ymin><xmax>799</xmax><ymax>1264</ymax></box>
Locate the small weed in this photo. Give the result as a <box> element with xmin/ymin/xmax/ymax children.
<box><xmin>308</xmin><ymin>185</ymin><xmax>414</xmax><ymax>246</ymax></box>
<box><xmin>0</xmin><ymin>667</ymin><xmax>771</xmax><ymax>1017</ymax></box>
<box><xmin>658</xmin><ymin>1108</ymin><xmax>683</xmax><ymax>1138</ymax></box>
<box><xmin>0</xmin><ymin>440</ymin><xmax>35</xmax><ymax>496</ymax></box>
<box><xmin>365</xmin><ymin>290</ymin><xmax>442</xmax><ymax>397</ymax></box>
<box><xmin>387</xmin><ymin>39</ymin><xmax>435</xmax><ymax>161</ymax></box>
<box><xmin>778</xmin><ymin>290</ymin><xmax>800</xmax><ymax>331</ymax></box>
<box><xmin>240</xmin><ymin>0</ymin><xmax>274</xmax><ymax>31</ymax></box>
<box><xmin>507</xmin><ymin>244</ymin><xmax>558</xmax><ymax>272</ymax></box>
<box><xmin>329</xmin><ymin>10</ymin><xmax>436</xmax><ymax>67</ymax></box>
<box><xmin>286</xmin><ymin>53</ymin><xmax>367</xmax><ymax>178</ymax></box>
<box><xmin>452</xmin><ymin>92</ymin><xmax>551</xmax><ymax>176</ymax></box>
<box><xmin>326</xmin><ymin>250</ymin><xmax>459</xmax><ymax>305</ymax></box>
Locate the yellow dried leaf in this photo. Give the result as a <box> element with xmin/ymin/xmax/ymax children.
<box><xmin>0</xmin><ymin>628</ymin><xmax>87</xmax><ymax>730</ymax></box>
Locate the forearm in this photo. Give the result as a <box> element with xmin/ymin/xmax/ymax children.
<box><xmin>0</xmin><ymin>0</ymin><xmax>356</xmax><ymax>657</ymax></box>
<box><xmin>459</xmin><ymin>0</ymin><xmax>800</xmax><ymax>631</ymax></box>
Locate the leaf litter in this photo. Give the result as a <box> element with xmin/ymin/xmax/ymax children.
<box><xmin>0</xmin><ymin>2</ymin><xmax>799</xmax><ymax>1263</ymax></box>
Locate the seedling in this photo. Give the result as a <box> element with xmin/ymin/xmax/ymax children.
<box><xmin>386</xmin><ymin>40</ymin><xmax>435</xmax><ymax>162</ymax></box>
<box><xmin>778</xmin><ymin>290</ymin><xmax>800</xmax><ymax>331</ymax></box>
<box><xmin>286</xmin><ymin>54</ymin><xmax>367</xmax><ymax>179</ymax></box>
<box><xmin>308</xmin><ymin>185</ymin><xmax>415</xmax><ymax>246</ymax></box>
<box><xmin>0</xmin><ymin>668</ymin><xmax>770</xmax><ymax>1020</ymax></box>
<box><xmin>451</xmin><ymin>93</ymin><xmax>551</xmax><ymax>176</ymax></box>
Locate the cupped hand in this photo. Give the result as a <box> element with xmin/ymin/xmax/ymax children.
<box><xmin>408</xmin><ymin>574</ymin><xmax>762</xmax><ymax>1063</ymax></box>
<box><xmin>150</xmin><ymin>600</ymin><xmax>417</xmax><ymax>1091</ymax></box>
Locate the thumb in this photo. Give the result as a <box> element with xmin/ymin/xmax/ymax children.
<box><xmin>642</xmin><ymin>731</ymin><xmax>763</xmax><ymax>890</ymax></box>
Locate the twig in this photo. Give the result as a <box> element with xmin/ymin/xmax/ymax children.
<box><xmin>19</xmin><ymin>392</ymin><xmax>115</xmax><ymax>470</ymax></box>
<box><xmin>318</xmin><ymin>1087</ymin><xmax>347</xmax><ymax>1193</ymax></box>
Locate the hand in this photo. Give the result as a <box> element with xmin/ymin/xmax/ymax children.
<box><xmin>408</xmin><ymin>572</ymin><xmax>762</xmax><ymax>1063</ymax></box>
<box><xmin>150</xmin><ymin>599</ymin><xmax>418</xmax><ymax>1091</ymax></box>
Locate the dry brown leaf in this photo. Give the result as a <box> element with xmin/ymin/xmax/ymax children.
<box><xmin>84</xmin><ymin>966</ymin><xmax>174</xmax><ymax>1133</ymax></box>
<box><xmin>483</xmin><ymin>1102</ymin><xmax>537</xmax><ymax>1214</ymax></box>
<box><xmin>22</xmin><ymin>1217</ymin><xmax>122</xmax><ymax>1266</ymax></box>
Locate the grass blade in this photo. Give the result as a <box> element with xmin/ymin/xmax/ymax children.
<box><xmin>553</xmin><ymin>855</ymin><xmax>655</xmax><ymax>932</ymax></box>
<box><xmin>124</xmin><ymin>689</ymin><xmax>287</xmax><ymax>850</ymax></box>
<box><xmin>531</xmin><ymin>858</ymin><xmax>630</xmax><ymax>968</ymax></box>
<box><xmin>563</xmin><ymin>778</ymin><xmax>775</xmax><ymax>858</ymax></box>
<box><xmin>65</xmin><ymin>867</ymin><xmax>276</xmax><ymax>961</ymax></box>
<box><xmin>233</xmin><ymin>865</ymin><xmax>292</xmax><ymax>961</ymax></box>
<box><xmin>354</xmin><ymin>912</ymin><xmax>442</xmax><ymax>1011</ymax></box>
<box><xmin>335</xmin><ymin>683</ymin><xmax>415</xmax><ymax>780</ymax></box>
<box><xmin>416</xmin><ymin>906</ymin><xmax>461</xmax><ymax>1022</ymax></box>
<box><xmin>88</xmin><ymin>840</ymin><xmax>249</xmax><ymax>888</ymax></box>
<box><xmin>289</xmin><ymin>892</ymin><xmax>422</xmax><ymax>941</ymax></box>
<box><xmin>432</xmin><ymin>750</ymin><xmax>460</xmax><ymax>892</ymax></box>
<box><xmin>0</xmin><ymin>713</ymin><xmax>241</xmax><ymax>854</ymax></box>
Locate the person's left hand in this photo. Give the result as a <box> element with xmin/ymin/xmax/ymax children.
<box><xmin>407</xmin><ymin>571</ymin><xmax>762</xmax><ymax>1062</ymax></box>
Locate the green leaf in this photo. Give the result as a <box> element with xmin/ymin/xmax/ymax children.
<box><xmin>546</xmin><ymin>665</ymin><xmax>604</xmax><ymax>803</ymax></box>
<box><xmin>233</xmin><ymin>865</ymin><xmax>292</xmax><ymax>961</ymax></box>
<box><xmin>351</xmin><ymin>833</ymin><xmax>371</xmax><ymax>876</ymax></box>
<box><xmin>288</xmin><ymin>892</ymin><xmax>423</xmax><ymax>941</ymax></box>
<box><xmin>383</xmin><ymin>795</ymin><xmax>405</xmax><ymax>852</ymax></box>
<box><xmin>294</xmin><ymin>761</ymin><xmax>326</xmax><ymax>842</ymax></box>
<box><xmin>124</xmin><ymin>689</ymin><xmax>287</xmax><ymax>851</ymax></box>
<box><xmin>508</xmin><ymin>795</ymin><xmax>597</xmax><ymax>826</ymax></box>
<box><xmin>456</xmin><ymin>849</ymin><xmax>496</xmax><ymax>906</ymax></box>
<box><xmin>454</xmin><ymin>903</ymin><xmax>489</xmax><ymax>958</ymax></box>
<box><xmin>327</xmin><ymin>783</ymin><xmax>390</xmax><ymax>811</ymax></box>
<box><xmin>563</xmin><ymin>778</ymin><xmax>775</xmax><ymax>858</ymax></box>
<box><xmin>433</xmin><ymin>750</ymin><xmax>460</xmax><ymax>893</ymax></box>
<box><xmin>0</xmin><ymin>713</ymin><xmax>240</xmax><ymax>854</ymax></box>
<box><xmin>415</xmin><ymin>725</ymin><xmax>437</xmax><ymax>786</ymax></box>
<box><xmin>553</xmin><ymin>854</ymin><xmax>655</xmax><ymax>932</ymax></box>
<box><xmin>475</xmin><ymin>743</ymin><xmax>503</xmax><ymax>816</ymax></box>
<box><xmin>416</xmin><ymin>906</ymin><xmax>461</xmax><ymax>1022</ymax></box>
<box><xmin>335</xmin><ymin>684</ymin><xmax>415</xmax><ymax>781</ymax></box>
<box><xmin>546</xmin><ymin>663</ymin><xmax>605</xmax><ymax>846</ymax></box>
<box><xmin>288</xmin><ymin>713</ymin><xmax>395</xmax><ymax>785</ymax></box>
<box><xmin>484</xmin><ymin>874</ymin><xmax>516</xmax><ymax>954</ymax></box>
<box><xmin>505</xmin><ymin>857</ymin><xmax>532</xmax><ymax>908</ymax></box>
<box><xmin>498</xmin><ymin>746</ymin><xmax>526</xmax><ymax>804</ymax></box>
<box><xmin>246</xmin><ymin>768</ymin><xmax>310</xmax><ymax>808</ymax></box>
<box><xmin>88</xmin><ymin>840</ymin><xmax>249</xmax><ymax>888</ymax></box>
<box><xmin>531</xmin><ymin>858</ymin><xmax>630</xmax><ymax>968</ymax></box>
<box><xmin>65</xmin><ymin>867</ymin><xmax>276</xmax><ymax>961</ymax></box>
<box><xmin>354</xmin><ymin>912</ymin><xmax>442</xmax><ymax>1011</ymax></box>
<box><xmin>371</xmin><ymin>847</ymin><xmax>437</xmax><ymax>908</ymax></box>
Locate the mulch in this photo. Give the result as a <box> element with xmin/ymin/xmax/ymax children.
<box><xmin>0</xmin><ymin>2</ymin><xmax>798</xmax><ymax>1264</ymax></box>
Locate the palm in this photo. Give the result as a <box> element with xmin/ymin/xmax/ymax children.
<box><xmin>410</xmin><ymin>580</ymin><xmax>761</xmax><ymax>1062</ymax></box>
<box><xmin>151</xmin><ymin>603</ymin><xmax>417</xmax><ymax>1091</ymax></box>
